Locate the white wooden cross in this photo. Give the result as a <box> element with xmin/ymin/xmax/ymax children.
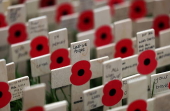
<box><xmin>0</xmin><ymin>59</ymin><xmax>30</xmax><ymax>111</ymax></box>
<box><xmin>25</xmin><ymin>0</ymin><xmax>39</xmax><ymax>19</ymax></box>
<box><xmin>22</xmin><ymin>83</ymin><xmax>68</xmax><ymax>111</ymax></box>
<box><xmin>159</xmin><ymin>29</ymin><xmax>170</xmax><ymax>47</ymax></box>
<box><xmin>96</xmin><ymin>18</ymin><xmax>136</xmax><ymax>59</ymax></box>
<box><xmin>22</xmin><ymin>83</ymin><xmax>46</xmax><ymax>111</ymax></box>
<box><xmin>45</xmin><ymin>100</ymin><xmax>68</xmax><ymax>111</ymax></box>
<box><xmin>153</xmin><ymin>90</ymin><xmax>170</xmax><ymax>111</ymax></box>
<box><xmin>51</xmin><ymin>39</ymin><xmax>109</xmax><ymax>111</ymax></box>
<box><xmin>83</xmin><ymin>57</ymin><xmax>123</xmax><ymax>111</ymax></box>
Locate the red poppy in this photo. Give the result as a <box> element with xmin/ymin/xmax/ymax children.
<box><xmin>137</xmin><ymin>50</ymin><xmax>157</xmax><ymax>75</ymax></box>
<box><xmin>30</xmin><ymin>36</ymin><xmax>49</xmax><ymax>58</ymax></box>
<box><xmin>129</xmin><ymin>0</ymin><xmax>147</xmax><ymax>21</ymax></box>
<box><xmin>0</xmin><ymin>82</ymin><xmax>11</xmax><ymax>108</ymax></box>
<box><xmin>8</xmin><ymin>23</ymin><xmax>28</xmax><ymax>44</ymax></box>
<box><xmin>77</xmin><ymin>10</ymin><xmax>94</xmax><ymax>32</ymax></box>
<box><xmin>94</xmin><ymin>25</ymin><xmax>113</xmax><ymax>47</ymax></box>
<box><xmin>70</xmin><ymin>60</ymin><xmax>92</xmax><ymax>86</ymax></box>
<box><xmin>102</xmin><ymin>80</ymin><xmax>123</xmax><ymax>106</ymax></box>
<box><xmin>127</xmin><ymin>100</ymin><xmax>147</xmax><ymax>111</ymax></box>
<box><xmin>40</xmin><ymin>0</ymin><xmax>56</xmax><ymax>8</ymax></box>
<box><xmin>55</xmin><ymin>3</ymin><xmax>74</xmax><ymax>23</ymax></box>
<box><xmin>114</xmin><ymin>39</ymin><xmax>134</xmax><ymax>58</ymax></box>
<box><xmin>108</xmin><ymin>0</ymin><xmax>124</xmax><ymax>15</ymax></box>
<box><xmin>152</xmin><ymin>15</ymin><xmax>170</xmax><ymax>37</ymax></box>
<box><xmin>0</xmin><ymin>13</ymin><xmax>7</xmax><ymax>28</ymax></box>
<box><xmin>50</xmin><ymin>49</ymin><xmax>70</xmax><ymax>70</ymax></box>
<box><xmin>26</xmin><ymin>106</ymin><xmax>45</xmax><ymax>111</ymax></box>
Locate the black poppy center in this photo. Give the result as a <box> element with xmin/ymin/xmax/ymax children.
<box><xmin>47</xmin><ymin>0</ymin><xmax>54</xmax><ymax>6</ymax></box>
<box><xmin>15</xmin><ymin>30</ymin><xmax>21</xmax><ymax>37</ymax></box>
<box><xmin>56</xmin><ymin>57</ymin><xmax>63</xmax><ymax>64</ymax></box>
<box><xmin>121</xmin><ymin>47</ymin><xmax>127</xmax><ymax>54</ymax></box>
<box><xmin>0</xmin><ymin>91</ymin><xmax>3</xmax><ymax>98</ymax></box>
<box><xmin>101</xmin><ymin>33</ymin><xmax>107</xmax><ymax>40</ymax></box>
<box><xmin>135</xmin><ymin>7</ymin><xmax>141</xmax><ymax>13</ymax></box>
<box><xmin>36</xmin><ymin>44</ymin><xmax>43</xmax><ymax>51</ymax></box>
<box><xmin>62</xmin><ymin>11</ymin><xmax>68</xmax><ymax>15</ymax></box>
<box><xmin>135</xmin><ymin>109</ymin><xmax>141</xmax><ymax>111</ymax></box>
<box><xmin>158</xmin><ymin>22</ymin><xmax>164</xmax><ymax>29</ymax></box>
<box><xmin>144</xmin><ymin>58</ymin><xmax>150</xmax><ymax>66</ymax></box>
<box><xmin>78</xmin><ymin>69</ymin><xmax>85</xmax><ymax>76</ymax></box>
<box><xmin>84</xmin><ymin>18</ymin><xmax>90</xmax><ymax>24</ymax></box>
<box><xmin>109</xmin><ymin>89</ymin><xmax>116</xmax><ymax>96</ymax></box>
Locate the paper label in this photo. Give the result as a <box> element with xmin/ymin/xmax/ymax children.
<box><xmin>137</xmin><ymin>29</ymin><xmax>155</xmax><ymax>53</ymax></box>
<box><xmin>8</xmin><ymin>76</ymin><xmax>30</xmax><ymax>101</ymax></box>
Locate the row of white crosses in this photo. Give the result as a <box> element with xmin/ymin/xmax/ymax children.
<box><xmin>82</xmin><ymin>28</ymin><xmax>170</xmax><ymax>110</ymax></box>
<box><xmin>109</xmin><ymin>76</ymin><xmax>170</xmax><ymax>111</ymax></box>
<box><xmin>0</xmin><ymin>59</ymin><xmax>30</xmax><ymax>111</ymax></box>
<box><xmin>77</xmin><ymin>0</ymin><xmax>170</xmax><ymax>55</ymax></box>
<box><xmin>22</xmin><ymin>83</ymin><xmax>68</xmax><ymax>111</ymax></box>
<box><xmin>31</xmin><ymin>36</ymin><xmax>110</xmax><ymax>110</ymax></box>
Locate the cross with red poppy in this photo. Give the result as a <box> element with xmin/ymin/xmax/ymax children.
<box><xmin>152</xmin><ymin>0</ymin><xmax>170</xmax><ymax>37</ymax></box>
<box><xmin>30</xmin><ymin>28</ymin><xmax>70</xmax><ymax>77</ymax></box>
<box><xmin>22</xmin><ymin>83</ymin><xmax>68</xmax><ymax>111</ymax></box>
<box><xmin>136</xmin><ymin>29</ymin><xmax>157</xmax><ymax>75</ymax></box>
<box><xmin>83</xmin><ymin>58</ymin><xmax>123</xmax><ymax>110</ymax></box>
<box><xmin>77</xmin><ymin>6</ymin><xmax>113</xmax><ymax>49</ymax></box>
<box><xmin>7</xmin><ymin>4</ymin><xmax>28</xmax><ymax>45</ymax></box>
<box><xmin>96</xmin><ymin>18</ymin><xmax>135</xmax><ymax>59</ymax></box>
<box><xmin>51</xmin><ymin>39</ymin><xmax>110</xmax><ymax>111</ymax></box>
<box><xmin>0</xmin><ymin>59</ymin><xmax>30</xmax><ymax>110</ymax></box>
<box><xmin>119</xmin><ymin>76</ymin><xmax>148</xmax><ymax>111</ymax></box>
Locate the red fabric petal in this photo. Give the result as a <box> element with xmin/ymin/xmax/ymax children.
<box><xmin>26</xmin><ymin>106</ymin><xmax>45</xmax><ymax>111</ymax></box>
<box><xmin>55</xmin><ymin>3</ymin><xmax>74</xmax><ymax>23</ymax></box>
<box><xmin>129</xmin><ymin>0</ymin><xmax>147</xmax><ymax>21</ymax></box>
<box><xmin>152</xmin><ymin>15</ymin><xmax>170</xmax><ymax>37</ymax></box>
<box><xmin>137</xmin><ymin>50</ymin><xmax>157</xmax><ymax>75</ymax></box>
<box><xmin>114</xmin><ymin>39</ymin><xmax>134</xmax><ymax>58</ymax></box>
<box><xmin>8</xmin><ymin>23</ymin><xmax>28</xmax><ymax>44</ymax></box>
<box><xmin>40</xmin><ymin>0</ymin><xmax>56</xmax><ymax>8</ymax></box>
<box><xmin>77</xmin><ymin>10</ymin><xmax>94</xmax><ymax>32</ymax></box>
<box><xmin>127</xmin><ymin>100</ymin><xmax>147</xmax><ymax>111</ymax></box>
<box><xmin>0</xmin><ymin>13</ymin><xmax>7</xmax><ymax>28</ymax></box>
<box><xmin>70</xmin><ymin>60</ymin><xmax>92</xmax><ymax>86</ymax></box>
<box><xmin>50</xmin><ymin>49</ymin><xmax>70</xmax><ymax>70</ymax></box>
<box><xmin>169</xmin><ymin>82</ymin><xmax>170</xmax><ymax>89</ymax></box>
<box><xmin>0</xmin><ymin>82</ymin><xmax>12</xmax><ymax>108</ymax></box>
<box><xmin>30</xmin><ymin>36</ymin><xmax>49</xmax><ymax>58</ymax></box>
<box><xmin>102</xmin><ymin>80</ymin><xmax>123</xmax><ymax>106</ymax></box>
<box><xmin>94</xmin><ymin>25</ymin><xmax>114</xmax><ymax>47</ymax></box>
